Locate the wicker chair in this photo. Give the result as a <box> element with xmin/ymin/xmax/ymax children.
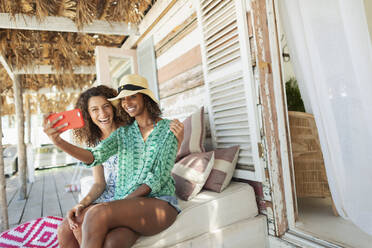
<box><xmin>288</xmin><ymin>111</ymin><xmax>338</xmax><ymax>216</ymax></box>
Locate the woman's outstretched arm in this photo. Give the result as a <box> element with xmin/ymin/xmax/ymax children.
<box><xmin>43</xmin><ymin>114</ymin><xmax>94</xmax><ymax>164</ymax></box>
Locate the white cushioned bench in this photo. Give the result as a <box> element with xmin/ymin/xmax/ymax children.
<box><xmin>80</xmin><ymin>179</ymin><xmax>268</xmax><ymax>247</ymax></box>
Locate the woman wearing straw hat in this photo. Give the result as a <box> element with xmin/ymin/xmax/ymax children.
<box><xmin>44</xmin><ymin>74</ymin><xmax>183</xmax><ymax>248</ymax></box>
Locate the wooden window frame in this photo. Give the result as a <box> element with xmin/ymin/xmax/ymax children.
<box><xmin>95</xmin><ymin>46</ymin><xmax>138</xmax><ymax>87</ymax></box>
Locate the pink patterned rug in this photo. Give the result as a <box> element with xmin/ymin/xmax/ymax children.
<box><xmin>0</xmin><ymin>216</ymin><xmax>62</xmax><ymax>248</ymax></box>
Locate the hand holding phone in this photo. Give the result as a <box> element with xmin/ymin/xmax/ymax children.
<box><xmin>48</xmin><ymin>109</ymin><xmax>85</xmax><ymax>132</ymax></box>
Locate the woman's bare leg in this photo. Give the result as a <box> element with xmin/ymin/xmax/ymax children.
<box><xmin>103</xmin><ymin>227</ymin><xmax>139</xmax><ymax>248</ymax></box>
<box><xmin>63</xmin><ymin>204</ymin><xmax>139</xmax><ymax>248</ymax></box>
<box><xmin>81</xmin><ymin>198</ymin><xmax>178</xmax><ymax>248</ymax></box>
<box><xmin>57</xmin><ymin>218</ymin><xmax>79</xmax><ymax>248</ymax></box>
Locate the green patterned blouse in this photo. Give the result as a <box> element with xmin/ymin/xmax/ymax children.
<box><xmin>84</xmin><ymin>119</ymin><xmax>178</xmax><ymax>200</ymax></box>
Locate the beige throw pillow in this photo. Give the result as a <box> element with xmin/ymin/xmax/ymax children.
<box><xmin>171</xmin><ymin>151</ymin><xmax>214</xmax><ymax>201</ymax></box>
<box><xmin>176</xmin><ymin>107</ymin><xmax>205</xmax><ymax>161</ymax></box>
<box><xmin>203</xmin><ymin>146</ymin><xmax>240</xmax><ymax>193</ymax></box>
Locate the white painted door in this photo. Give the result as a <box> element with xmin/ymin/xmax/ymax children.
<box><xmin>95</xmin><ymin>41</ymin><xmax>159</xmax><ymax>96</ymax></box>
<box><xmin>137</xmin><ymin>36</ymin><xmax>159</xmax><ymax>101</ymax></box>
<box><xmin>195</xmin><ymin>0</ymin><xmax>264</xmax><ymax>182</ymax></box>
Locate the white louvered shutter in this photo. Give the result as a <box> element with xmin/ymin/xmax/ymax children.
<box><xmin>137</xmin><ymin>36</ymin><xmax>159</xmax><ymax>101</ymax></box>
<box><xmin>196</xmin><ymin>0</ymin><xmax>264</xmax><ymax>181</ymax></box>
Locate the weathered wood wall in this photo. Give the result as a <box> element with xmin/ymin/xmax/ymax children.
<box><xmin>133</xmin><ymin>0</ymin><xmax>291</xmax><ymax>238</ymax></box>
<box><xmin>153</xmin><ymin>0</ymin><xmax>205</xmax><ymax>121</ymax></box>
<box><xmin>136</xmin><ymin>0</ymin><xmax>212</xmax><ymax>150</ymax></box>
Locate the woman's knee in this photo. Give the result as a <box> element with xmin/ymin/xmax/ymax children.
<box><xmin>58</xmin><ymin>218</ymin><xmax>72</xmax><ymax>237</ymax></box>
<box><xmin>58</xmin><ymin>218</ymin><xmax>80</xmax><ymax>248</ymax></box>
<box><xmin>83</xmin><ymin>203</ymin><xmax>110</xmax><ymax>227</ymax></box>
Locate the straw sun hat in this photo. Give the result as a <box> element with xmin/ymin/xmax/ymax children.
<box><xmin>108</xmin><ymin>74</ymin><xmax>159</xmax><ymax>106</ymax></box>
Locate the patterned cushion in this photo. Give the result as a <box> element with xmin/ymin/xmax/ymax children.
<box><xmin>0</xmin><ymin>216</ymin><xmax>62</xmax><ymax>248</ymax></box>
<box><xmin>94</xmin><ymin>154</ymin><xmax>118</xmax><ymax>203</ymax></box>
<box><xmin>176</xmin><ymin>107</ymin><xmax>205</xmax><ymax>161</ymax></box>
<box><xmin>203</xmin><ymin>146</ymin><xmax>240</xmax><ymax>193</ymax></box>
<box><xmin>172</xmin><ymin>151</ymin><xmax>214</xmax><ymax>201</ymax></box>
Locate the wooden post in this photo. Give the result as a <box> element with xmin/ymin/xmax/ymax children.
<box><xmin>25</xmin><ymin>96</ymin><xmax>31</xmax><ymax>144</ymax></box>
<box><xmin>13</xmin><ymin>75</ymin><xmax>27</xmax><ymax>199</ymax></box>
<box><xmin>0</xmin><ymin>97</ymin><xmax>9</xmax><ymax>231</ymax></box>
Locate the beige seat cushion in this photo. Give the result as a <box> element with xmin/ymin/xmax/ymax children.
<box><xmin>133</xmin><ymin>182</ymin><xmax>258</xmax><ymax>248</ymax></box>
<box><xmin>165</xmin><ymin>216</ymin><xmax>267</xmax><ymax>248</ymax></box>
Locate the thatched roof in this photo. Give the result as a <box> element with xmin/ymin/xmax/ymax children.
<box><xmin>0</xmin><ymin>0</ymin><xmax>153</xmax><ymax>116</ymax></box>
<box><xmin>0</xmin><ymin>1</ymin><xmax>152</xmax><ymax>27</ymax></box>
<box><xmin>0</xmin><ymin>30</ymin><xmax>124</xmax><ymax>72</ymax></box>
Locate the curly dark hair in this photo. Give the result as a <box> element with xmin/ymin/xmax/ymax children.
<box><xmin>117</xmin><ymin>93</ymin><xmax>162</xmax><ymax>125</ymax></box>
<box><xmin>73</xmin><ymin>85</ymin><xmax>124</xmax><ymax>147</ymax></box>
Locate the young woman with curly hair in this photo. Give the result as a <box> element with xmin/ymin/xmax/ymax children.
<box><xmin>49</xmin><ymin>76</ymin><xmax>184</xmax><ymax>248</ymax></box>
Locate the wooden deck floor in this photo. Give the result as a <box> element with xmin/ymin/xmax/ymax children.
<box><xmin>4</xmin><ymin>165</ymin><xmax>92</xmax><ymax>228</ymax></box>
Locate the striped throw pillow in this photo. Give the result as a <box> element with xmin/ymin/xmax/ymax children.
<box><xmin>172</xmin><ymin>151</ymin><xmax>214</xmax><ymax>201</ymax></box>
<box><xmin>176</xmin><ymin>107</ymin><xmax>205</xmax><ymax>161</ymax></box>
<box><xmin>203</xmin><ymin>146</ymin><xmax>240</xmax><ymax>193</ymax></box>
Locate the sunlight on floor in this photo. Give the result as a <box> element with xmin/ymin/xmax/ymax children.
<box><xmin>296</xmin><ymin>197</ymin><xmax>372</xmax><ymax>248</ymax></box>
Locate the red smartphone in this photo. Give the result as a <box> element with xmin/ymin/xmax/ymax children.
<box><xmin>48</xmin><ymin>109</ymin><xmax>85</xmax><ymax>132</ymax></box>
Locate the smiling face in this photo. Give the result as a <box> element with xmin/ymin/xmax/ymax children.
<box><xmin>120</xmin><ymin>93</ymin><xmax>146</xmax><ymax>118</ymax></box>
<box><xmin>88</xmin><ymin>96</ymin><xmax>115</xmax><ymax>131</ymax></box>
